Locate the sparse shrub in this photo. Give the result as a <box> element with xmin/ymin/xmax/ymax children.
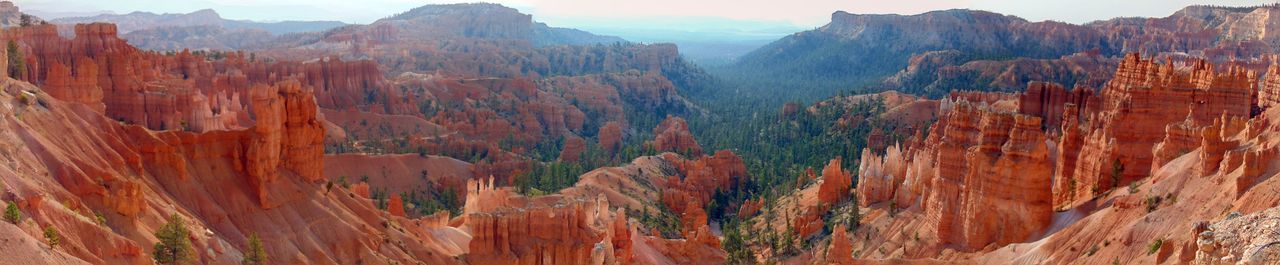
<box><xmin>17</xmin><ymin>92</ymin><xmax>31</xmax><ymax>106</ymax></box>
<box><xmin>1128</xmin><ymin>181</ymin><xmax>1139</xmax><ymax>194</ymax></box>
<box><xmin>1147</xmin><ymin>238</ymin><xmax>1164</xmax><ymax>255</ymax></box>
<box><xmin>43</xmin><ymin>226</ymin><xmax>59</xmax><ymax>248</ymax></box>
<box><xmin>1085</xmin><ymin>244</ymin><xmax>1099</xmax><ymax>256</ymax></box>
<box><xmin>4</xmin><ymin>201</ymin><xmax>19</xmax><ymax>224</ymax></box>
<box><xmin>94</xmin><ymin>212</ymin><xmax>107</xmax><ymax>226</ymax></box>
<box><xmin>1146</xmin><ymin>195</ymin><xmax>1163</xmax><ymax>213</ymax></box>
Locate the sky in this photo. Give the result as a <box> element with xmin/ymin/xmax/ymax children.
<box><xmin>16</xmin><ymin>0</ymin><xmax>1278</xmax><ymax>38</ymax></box>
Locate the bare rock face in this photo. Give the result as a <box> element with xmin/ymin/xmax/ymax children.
<box><xmin>738</xmin><ymin>198</ymin><xmax>764</xmax><ymax>218</ymax></box>
<box><xmin>0</xmin><ymin>75</ymin><xmax>457</xmax><ymax>264</ymax></box>
<box><xmin>826</xmin><ymin>225</ymin><xmax>855</xmax><ymax>265</ymax></box>
<box><xmin>598</xmin><ymin>121</ymin><xmax>623</xmax><ymax>154</ymax></box>
<box><xmin>652</xmin><ymin>116</ymin><xmax>703</xmax><ymax>156</ymax></box>
<box><xmin>899</xmin><ymin>100</ymin><xmax>1056</xmax><ymax>251</ymax></box>
<box><xmin>955</xmin><ymin>112</ymin><xmax>1053</xmax><ymax>249</ymax></box>
<box><xmin>462</xmin><ymin>177</ymin><xmax>633</xmax><ymax>265</ymax></box>
<box><xmin>1194</xmin><ymin>207</ymin><xmax>1280</xmax><ymax>264</ymax></box>
<box><xmin>1261</xmin><ymin>64</ymin><xmax>1280</xmax><ymax>110</ymax></box>
<box><xmin>245</xmin><ymin>80</ymin><xmax>325</xmax><ymax>208</ymax></box>
<box><xmin>1017</xmin><ymin>81</ymin><xmax>1098</xmax><ymax>131</ymax></box>
<box><xmin>818</xmin><ymin>158</ymin><xmax>853</xmax><ymax>206</ymax></box>
<box><xmin>558</xmin><ymin>135</ymin><xmax>585</xmax><ymax>162</ymax></box>
<box><xmin>659</xmin><ymin>150</ymin><xmax>748</xmax><ymax>216</ymax></box>
<box><xmin>1060</xmin><ymin>53</ymin><xmax>1255</xmax><ymax>206</ymax></box>
<box><xmin>857</xmin><ymin>144</ymin><xmax>906</xmax><ymax>206</ymax></box>
<box><xmin>388</xmin><ymin>193</ymin><xmax>406</xmax><ymax>217</ymax></box>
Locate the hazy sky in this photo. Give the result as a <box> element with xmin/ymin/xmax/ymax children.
<box><xmin>18</xmin><ymin>0</ymin><xmax>1278</xmax><ymax>28</ymax></box>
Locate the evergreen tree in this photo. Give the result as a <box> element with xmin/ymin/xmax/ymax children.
<box><xmin>4</xmin><ymin>201</ymin><xmax>19</xmax><ymax>224</ymax></box>
<box><xmin>18</xmin><ymin>14</ymin><xmax>32</xmax><ymax>27</ymax></box>
<box><xmin>241</xmin><ymin>233</ymin><xmax>267</xmax><ymax>265</ymax></box>
<box><xmin>7</xmin><ymin>40</ymin><xmax>24</xmax><ymax>80</ymax></box>
<box><xmin>153</xmin><ymin>214</ymin><xmax>194</xmax><ymax>265</ymax></box>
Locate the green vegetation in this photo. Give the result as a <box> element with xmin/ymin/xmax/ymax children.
<box><xmin>1111</xmin><ymin>158</ymin><xmax>1124</xmax><ymax>190</ymax></box>
<box><xmin>241</xmin><ymin>233</ymin><xmax>267</xmax><ymax>265</ymax></box>
<box><xmin>720</xmin><ymin>218</ymin><xmax>755</xmax><ymax>264</ymax></box>
<box><xmin>403</xmin><ymin>182</ymin><xmax>462</xmax><ymax>217</ymax></box>
<box><xmin>95</xmin><ymin>212</ymin><xmax>107</xmax><ymax>226</ymax></box>
<box><xmin>637</xmin><ymin>205</ymin><xmax>682</xmax><ymax>239</ymax></box>
<box><xmin>43</xmin><ymin>226</ymin><xmax>60</xmax><ymax>248</ymax></box>
<box><xmin>153</xmin><ymin>214</ymin><xmax>195</xmax><ymax>265</ymax></box>
<box><xmin>514</xmin><ymin>159</ymin><xmax>587</xmax><ymax>195</ymax></box>
<box><xmin>1147</xmin><ymin>238</ymin><xmax>1164</xmax><ymax>255</ymax></box>
<box><xmin>8</xmin><ymin>40</ymin><xmax>24</xmax><ymax>80</ymax></box>
<box><xmin>1146</xmin><ymin>195</ymin><xmax>1163</xmax><ymax>213</ymax></box>
<box><xmin>18</xmin><ymin>14</ymin><xmax>33</xmax><ymax>27</ymax></box>
<box><xmin>513</xmin><ymin>137</ymin><xmax>659</xmax><ymax>196</ymax></box>
<box><xmin>4</xmin><ymin>201</ymin><xmax>19</xmax><ymax>224</ymax></box>
<box><xmin>689</xmin><ymin>93</ymin><xmax>891</xmax><ymax>208</ymax></box>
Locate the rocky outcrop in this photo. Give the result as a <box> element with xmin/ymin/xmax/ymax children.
<box><xmin>954</xmin><ymin>112</ymin><xmax>1053</xmax><ymax>249</ymax></box>
<box><xmin>244</xmin><ymin>80</ymin><xmax>325</xmax><ymax>208</ymax></box>
<box><xmin>3</xmin><ymin>23</ymin><xmax>411</xmax><ymax>132</ymax></box>
<box><xmin>558</xmin><ymin>135</ymin><xmax>586</xmax><ymax>162</ymax></box>
<box><xmin>652</xmin><ymin>116</ymin><xmax>703</xmax><ymax>156</ymax></box>
<box><xmin>659</xmin><ymin>150</ymin><xmax>747</xmax><ymax>215</ymax></box>
<box><xmin>737</xmin><ymin>198</ymin><xmax>764</xmax><ymax>218</ymax></box>
<box><xmin>1261</xmin><ymin>64</ymin><xmax>1280</xmax><ymax>110</ymax></box>
<box><xmin>1059</xmin><ymin>54</ymin><xmax>1254</xmax><ymax>205</ymax></box>
<box><xmin>857</xmin><ymin>144</ymin><xmax>906</xmax><ymax>206</ymax></box>
<box><xmin>818</xmin><ymin>158</ymin><xmax>853</xmax><ymax>206</ymax></box>
<box><xmin>388</xmin><ymin>193</ymin><xmax>406</xmax><ymax>217</ymax></box>
<box><xmin>826</xmin><ymin>225</ymin><xmax>855</xmax><ymax>265</ymax></box>
<box><xmin>1017</xmin><ymin>81</ymin><xmax>1098</xmax><ymax>131</ymax></box>
<box><xmin>462</xmin><ymin>177</ymin><xmax>633</xmax><ymax>265</ymax></box>
<box><xmin>1194</xmin><ymin>207</ymin><xmax>1280</xmax><ymax>264</ymax></box>
<box><xmin>0</xmin><ymin>76</ymin><xmax>456</xmax><ymax>264</ymax></box>
<box><xmin>0</xmin><ymin>1</ymin><xmax>41</xmax><ymax>28</ymax></box>
<box><xmin>598</xmin><ymin>121</ymin><xmax>623</xmax><ymax>155</ymax></box>
<box><xmin>892</xmin><ymin>100</ymin><xmax>1057</xmax><ymax>251</ymax></box>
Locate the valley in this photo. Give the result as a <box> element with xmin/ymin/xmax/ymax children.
<box><xmin>0</xmin><ymin>1</ymin><xmax>1279</xmax><ymax>264</ymax></box>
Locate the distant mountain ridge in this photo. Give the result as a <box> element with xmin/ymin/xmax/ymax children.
<box><xmin>723</xmin><ymin>4</ymin><xmax>1280</xmax><ymax>100</ymax></box>
<box><xmin>52</xmin><ymin>8</ymin><xmax>346</xmax><ymax>34</ymax></box>
<box><xmin>374</xmin><ymin>3</ymin><xmax>625</xmax><ymax>46</ymax></box>
<box><xmin>72</xmin><ymin>3</ymin><xmax>624</xmax><ymax>51</ymax></box>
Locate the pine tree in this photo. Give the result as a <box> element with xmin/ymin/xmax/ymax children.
<box><xmin>4</xmin><ymin>201</ymin><xmax>19</xmax><ymax>224</ymax></box>
<box><xmin>153</xmin><ymin>214</ymin><xmax>194</xmax><ymax>265</ymax></box>
<box><xmin>241</xmin><ymin>233</ymin><xmax>267</xmax><ymax>265</ymax></box>
<box><xmin>7</xmin><ymin>40</ymin><xmax>24</xmax><ymax>80</ymax></box>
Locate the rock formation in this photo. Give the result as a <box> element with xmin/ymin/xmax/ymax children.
<box><xmin>1058</xmin><ymin>54</ymin><xmax>1254</xmax><ymax>206</ymax></box>
<box><xmin>856</xmin><ymin>144</ymin><xmax>905</xmax><ymax>206</ymax></box>
<box><xmin>659</xmin><ymin>150</ymin><xmax>747</xmax><ymax>215</ymax></box>
<box><xmin>652</xmin><ymin>116</ymin><xmax>703</xmax><ymax>156</ymax></box>
<box><xmin>818</xmin><ymin>158</ymin><xmax>853</xmax><ymax>206</ymax></box>
<box><xmin>826</xmin><ymin>225</ymin><xmax>855</xmax><ymax>265</ymax></box>
<box><xmin>462</xmin><ymin>177</ymin><xmax>633</xmax><ymax>265</ymax></box>
<box><xmin>558</xmin><ymin>135</ymin><xmax>585</xmax><ymax>162</ymax></box>
<box><xmin>598</xmin><ymin>121</ymin><xmax>623</xmax><ymax>154</ymax></box>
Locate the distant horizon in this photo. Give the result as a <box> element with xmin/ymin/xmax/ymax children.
<box><xmin>22</xmin><ymin>0</ymin><xmax>1277</xmax><ymax>29</ymax></box>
